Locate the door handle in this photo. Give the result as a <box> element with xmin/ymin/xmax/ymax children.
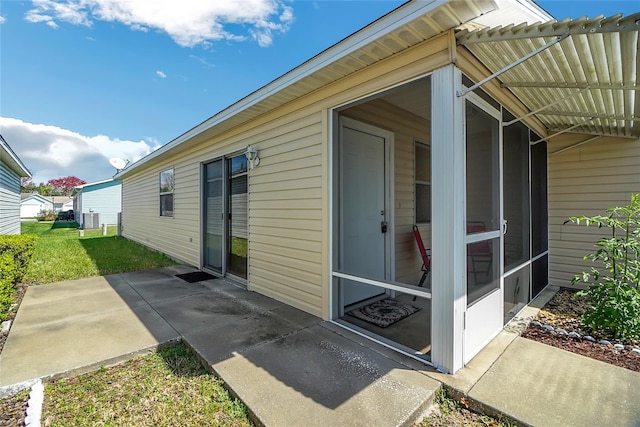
<box><xmin>381</xmin><ymin>221</ymin><xmax>388</xmax><ymax>233</ymax></box>
<box><xmin>502</xmin><ymin>219</ymin><xmax>508</xmax><ymax>235</ymax></box>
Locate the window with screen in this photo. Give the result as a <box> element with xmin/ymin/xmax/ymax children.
<box><xmin>160</xmin><ymin>168</ymin><xmax>174</xmax><ymax>217</ymax></box>
<box><xmin>415</xmin><ymin>142</ymin><xmax>431</xmax><ymax>223</ymax></box>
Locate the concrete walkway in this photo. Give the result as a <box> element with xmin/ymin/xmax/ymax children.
<box><xmin>1</xmin><ymin>267</ymin><xmax>639</xmax><ymax>426</ymax></box>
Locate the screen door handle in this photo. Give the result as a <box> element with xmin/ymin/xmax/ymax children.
<box><xmin>381</xmin><ymin>221</ymin><xmax>388</xmax><ymax>233</ymax></box>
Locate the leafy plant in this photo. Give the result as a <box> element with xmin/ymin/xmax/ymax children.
<box><xmin>567</xmin><ymin>194</ymin><xmax>640</xmax><ymax>340</ymax></box>
<box><xmin>36</xmin><ymin>209</ymin><xmax>57</xmax><ymax>221</ymax></box>
<box><xmin>0</xmin><ymin>234</ymin><xmax>38</xmax><ymax>321</ymax></box>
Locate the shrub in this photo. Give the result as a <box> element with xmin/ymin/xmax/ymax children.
<box><xmin>0</xmin><ymin>234</ymin><xmax>38</xmax><ymax>321</ymax></box>
<box><xmin>0</xmin><ymin>252</ymin><xmax>17</xmax><ymax>321</ymax></box>
<box><xmin>0</xmin><ymin>234</ymin><xmax>38</xmax><ymax>282</ymax></box>
<box><xmin>36</xmin><ymin>209</ymin><xmax>57</xmax><ymax>221</ymax></box>
<box><xmin>567</xmin><ymin>194</ymin><xmax>640</xmax><ymax>341</ymax></box>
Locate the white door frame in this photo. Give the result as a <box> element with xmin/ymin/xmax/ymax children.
<box><xmin>462</xmin><ymin>92</ymin><xmax>505</xmax><ymax>364</ymax></box>
<box><xmin>337</xmin><ymin>116</ymin><xmax>395</xmax><ymax>315</ymax></box>
<box><xmin>201</xmin><ymin>151</ymin><xmax>249</xmax><ymax>283</ymax></box>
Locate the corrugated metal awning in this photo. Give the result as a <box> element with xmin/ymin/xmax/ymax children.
<box><xmin>457</xmin><ymin>14</ymin><xmax>640</xmax><ymax>138</ymax></box>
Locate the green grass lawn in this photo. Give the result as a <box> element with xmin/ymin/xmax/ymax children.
<box><xmin>43</xmin><ymin>343</ymin><xmax>252</xmax><ymax>427</ymax></box>
<box><xmin>21</xmin><ymin>222</ymin><xmax>177</xmax><ymax>284</ymax></box>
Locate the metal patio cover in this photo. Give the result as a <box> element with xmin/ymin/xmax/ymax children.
<box><xmin>457</xmin><ymin>13</ymin><xmax>640</xmax><ymax>139</ymax></box>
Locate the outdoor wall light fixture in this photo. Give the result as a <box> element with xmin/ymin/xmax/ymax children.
<box><xmin>245</xmin><ymin>145</ymin><xmax>260</xmax><ymax>169</ymax></box>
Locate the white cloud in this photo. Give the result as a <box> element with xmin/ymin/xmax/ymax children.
<box><xmin>0</xmin><ymin>117</ymin><xmax>159</xmax><ymax>184</ymax></box>
<box><xmin>156</xmin><ymin>70</ymin><xmax>167</xmax><ymax>79</ymax></box>
<box><xmin>0</xmin><ymin>16</ymin><xmax>6</xmax><ymax>24</ymax></box>
<box><xmin>189</xmin><ymin>54</ymin><xmax>215</xmax><ymax>68</ymax></box>
<box><xmin>25</xmin><ymin>0</ymin><xmax>294</xmax><ymax>47</ymax></box>
<box><xmin>25</xmin><ymin>0</ymin><xmax>91</xmax><ymax>28</ymax></box>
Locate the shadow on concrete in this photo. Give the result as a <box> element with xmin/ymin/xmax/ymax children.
<box><xmin>1</xmin><ymin>265</ymin><xmax>439</xmax><ymax>424</ymax></box>
<box><xmin>96</xmin><ymin>268</ymin><xmax>437</xmax><ymax>416</ymax></box>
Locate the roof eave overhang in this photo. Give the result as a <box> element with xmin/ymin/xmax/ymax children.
<box><xmin>0</xmin><ymin>135</ymin><xmax>31</xmax><ymax>178</ymax></box>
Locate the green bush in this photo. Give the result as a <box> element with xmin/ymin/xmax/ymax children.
<box><xmin>0</xmin><ymin>234</ymin><xmax>38</xmax><ymax>321</ymax></box>
<box><xmin>0</xmin><ymin>234</ymin><xmax>38</xmax><ymax>282</ymax></box>
<box><xmin>567</xmin><ymin>194</ymin><xmax>640</xmax><ymax>341</ymax></box>
<box><xmin>0</xmin><ymin>252</ymin><xmax>17</xmax><ymax>321</ymax></box>
<box><xmin>36</xmin><ymin>209</ymin><xmax>57</xmax><ymax>221</ymax></box>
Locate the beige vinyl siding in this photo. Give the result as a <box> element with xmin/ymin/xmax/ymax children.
<box><xmin>122</xmin><ymin>165</ymin><xmax>201</xmax><ymax>266</ymax></box>
<box><xmin>122</xmin><ymin>33</ymin><xmax>453</xmax><ymax>318</ymax></box>
<box><xmin>247</xmin><ymin>112</ymin><xmax>324</xmax><ymax>315</ymax></box>
<box><xmin>341</xmin><ymin>98</ymin><xmax>429</xmax><ymax>285</ymax></box>
<box><xmin>548</xmin><ymin>134</ymin><xmax>640</xmax><ymax>287</ymax></box>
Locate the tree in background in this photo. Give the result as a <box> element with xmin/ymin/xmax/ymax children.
<box><xmin>21</xmin><ymin>176</ymin><xmax>86</xmax><ymax>196</ymax></box>
<box><xmin>47</xmin><ymin>176</ymin><xmax>86</xmax><ymax>196</ymax></box>
<box><xmin>20</xmin><ymin>177</ymin><xmax>36</xmax><ymax>193</ymax></box>
<box><xmin>21</xmin><ymin>178</ymin><xmax>55</xmax><ymax>195</ymax></box>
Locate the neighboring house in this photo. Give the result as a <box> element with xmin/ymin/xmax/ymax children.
<box><xmin>49</xmin><ymin>196</ymin><xmax>73</xmax><ymax>212</ymax></box>
<box><xmin>115</xmin><ymin>0</ymin><xmax>640</xmax><ymax>374</ymax></box>
<box><xmin>0</xmin><ymin>135</ymin><xmax>31</xmax><ymax>234</ymax></box>
<box><xmin>20</xmin><ymin>193</ymin><xmax>54</xmax><ymax>218</ymax></box>
<box><xmin>20</xmin><ymin>194</ymin><xmax>74</xmax><ymax>218</ymax></box>
<box><xmin>61</xmin><ymin>198</ymin><xmax>74</xmax><ymax>211</ymax></box>
<box><xmin>72</xmin><ymin>179</ymin><xmax>122</xmax><ymax>228</ymax></box>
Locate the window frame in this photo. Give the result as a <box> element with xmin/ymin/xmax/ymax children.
<box><xmin>414</xmin><ymin>141</ymin><xmax>431</xmax><ymax>224</ymax></box>
<box><xmin>159</xmin><ymin>168</ymin><xmax>175</xmax><ymax>217</ymax></box>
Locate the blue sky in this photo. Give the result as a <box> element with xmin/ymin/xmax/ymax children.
<box><xmin>1</xmin><ymin>0</ymin><xmax>638</xmax><ymax>183</ymax></box>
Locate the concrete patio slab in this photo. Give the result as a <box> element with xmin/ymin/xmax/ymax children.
<box><xmin>4</xmin><ymin>267</ymin><xmax>634</xmax><ymax>427</ymax></box>
<box><xmin>125</xmin><ymin>276</ymin><xmax>212</xmax><ymax>303</ymax></box>
<box><xmin>469</xmin><ymin>337</ymin><xmax>640</xmax><ymax>427</ymax></box>
<box><xmin>7</xmin><ymin>278</ymin><xmax>146</xmax><ymax>327</ymax></box>
<box><xmin>0</xmin><ymin>299</ymin><xmax>178</xmax><ymax>386</ymax></box>
<box><xmin>183</xmin><ymin>310</ymin><xmax>313</xmax><ymax>364</ymax></box>
<box><xmin>208</xmin><ymin>323</ymin><xmax>441</xmax><ymax>427</ymax></box>
<box><xmin>151</xmin><ymin>292</ymin><xmax>251</xmax><ymax>334</ymax></box>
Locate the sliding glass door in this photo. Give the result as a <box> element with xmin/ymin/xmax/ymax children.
<box><xmin>203</xmin><ymin>154</ymin><xmax>248</xmax><ymax>280</ymax></box>
<box><xmin>204</xmin><ymin>159</ymin><xmax>224</xmax><ymax>273</ymax></box>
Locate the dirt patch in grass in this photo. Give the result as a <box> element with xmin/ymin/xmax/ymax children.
<box><xmin>0</xmin><ymin>389</ymin><xmax>29</xmax><ymax>427</ymax></box>
<box><xmin>522</xmin><ymin>289</ymin><xmax>640</xmax><ymax>372</ymax></box>
<box><xmin>418</xmin><ymin>388</ymin><xmax>512</xmax><ymax>427</ymax></box>
<box><xmin>42</xmin><ymin>343</ymin><xmax>252</xmax><ymax>427</ymax></box>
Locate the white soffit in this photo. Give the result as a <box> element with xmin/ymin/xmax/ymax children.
<box><xmin>457</xmin><ymin>13</ymin><xmax>640</xmax><ymax>138</ymax></box>
<box><xmin>117</xmin><ymin>0</ymin><xmax>497</xmax><ymax>177</ymax></box>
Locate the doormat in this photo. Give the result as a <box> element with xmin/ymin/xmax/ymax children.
<box><xmin>175</xmin><ymin>271</ymin><xmax>217</xmax><ymax>283</ymax></box>
<box><xmin>347</xmin><ymin>298</ymin><xmax>421</xmax><ymax>328</ymax></box>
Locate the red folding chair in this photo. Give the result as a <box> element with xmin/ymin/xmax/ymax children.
<box><xmin>412</xmin><ymin>225</ymin><xmax>431</xmax><ymax>300</ymax></box>
<box><xmin>467</xmin><ymin>222</ymin><xmax>493</xmax><ymax>285</ymax></box>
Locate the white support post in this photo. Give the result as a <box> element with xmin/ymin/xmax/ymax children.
<box><xmin>431</xmin><ymin>64</ymin><xmax>466</xmax><ymax>374</ymax></box>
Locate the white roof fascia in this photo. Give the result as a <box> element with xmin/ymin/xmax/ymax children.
<box><xmin>0</xmin><ymin>134</ymin><xmax>31</xmax><ymax>178</ymax></box>
<box><xmin>72</xmin><ymin>178</ymin><xmax>118</xmax><ymax>195</ymax></box>
<box><xmin>468</xmin><ymin>0</ymin><xmax>551</xmax><ymax>28</ymax></box>
<box><xmin>21</xmin><ymin>194</ymin><xmax>51</xmax><ymax>204</ymax></box>
<box><xmin>512</xmin><ymin>0</ymin><xmax>553</xmax><ymax>21</ymax></box>
<box><xmin>74</xmin><ymin>178</ymin><xmax>115</xmax><ymax>190</ymax></box>
<box><xmin>115</xmin><ymin>0</ymin><xmax>457</xmax><ymax>179</ymax></box>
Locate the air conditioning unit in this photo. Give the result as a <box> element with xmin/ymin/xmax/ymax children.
<box><xmin>82</xmin><ymin>213</ymin><xmax>100</xmax><ymax>229</ymax></box>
